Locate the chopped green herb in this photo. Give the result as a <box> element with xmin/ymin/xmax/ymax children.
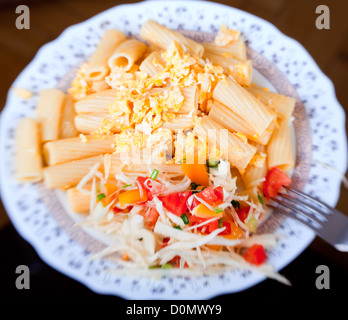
<box><xmin>207</xmin><ymin>158</ymin><xmax>220</xmax><ymax>168</ymax></box>
<box><xmin>138</xmin><ymin>237</ymin><xmax>143</xmax><ymax>241</ymax></box>
<box><xmin>148</xmin><ymin>265</ymin><xmax>160</xmax><ymax>269</ymax></box>
<box><xmin>122</xmin><ymin>184</ymin><xmax>132</xmax><ymax>188</ymax></box>
<box><xmin>201</xmin><ymin>186</ymin><xmax>207</xmax><ymax>191</ymax></box>
<box><xmin>214</xmin><ymin>208</ymin><xmax>224</xmax><ymax>214</ymax></box>
<box><xmin>218</xmin><ymin>218</ymin><xmax>223</xmax><ymax>228</ymax></box>
<box><xmin>190</xmin><ymin>182</ymin><xmax>199</xmax><ymax>190</ymax></box>
<box><xmin>161</xmin><ymin>263</ymin><xmax>173</xmax><ymax>269</ymax></box>
<box><xmin>231</xmin><ymin>200</ymin><xmax>240</xmax><ymax>209</ymax></box>
<box><xmin>257</xmin><ymin>194</ymin><xmax>264</xmax><ymax>205</ymax></box>
<box><xmin>97</xmin><ymin>182</ymin><xmax>101</xmax><ymax>193</ymax></box>
<box><xmin>173</xmin><ymin>225</ymin><xmax>182</xmax><ymax>230</ymax></box>
<box><xmin>150</xmin><ymin>168</ymin><xmax>159</xmax><ymax>180</ymax></box>
<box><xmin>96</xmin><ymin>193</ymin><xmax>106</xmax><ymax>201</ymax></box>
<box><xmin>180</xmin><ymin>213</ymin><xmax>190</xmax><ymax>225</ymax></box>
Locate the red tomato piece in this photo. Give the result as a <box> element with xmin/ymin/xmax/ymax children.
<box><xmin>237</xmin><ymin>206</ymin><xmax>250</xmax><ymax>222</ymax></box>
<box><xmin>169</xmin><ymin>255</ymin><xmax>189</xmax><ymax>268</ymax></box>
<box><xmin>159</xmin><ymin>191</ymin><xmax>192</xmax><ymax>216</ymax></box>
<box><xmin>214</xmin><ymin>186</ymin><xmax>224</xmax><ymax>203</ymax></box>
<box><xmin>188</xmin><ymin>213</ymin><xmax>206</xmax><ymax>225</ymax></box>
<box><xmin>144</xmin><ymin>207</ymin><xmax>159</xmax><ymax>227</ymax></box>
<box><xmin>188</xmin><ymin>196</ymin><xmax>201</xmax><ymax>211</ymax></box>
<box><xmin>136</xmin><ymin>176</ymin><xmax>153</xmax><ymax>200</ymax></box>
<box><xmin>113</xmin><ymin>206</ymin><xmax>123</xmax><ymax>214</ymax></box>
<box><xmin>243</xmin><ymin>244</ymin><xmax>267</xmax><ymax>265</ymax></box>
<box><xmin>138</xmin><ymin>207</ymin><xmax>159</xmax><ymax>227</ymax></box>
<box><xmin>263</xmin><ymin>167</ymin><xmax>291</xmax><ymax>199</ymax></box>
<box><xmin>187</xmin><ymin>213</ymin><xmax>211</xmax><ymax>233</ymax></box>
<box><xmin>208</xmin><ymin>219</ymin><xmax>231</xmax><ymax>235</ymax></box>
<box><xmin>195</xmin><ymin>187</ymin><xmax>224</xmax><ymax>207</ymax></box>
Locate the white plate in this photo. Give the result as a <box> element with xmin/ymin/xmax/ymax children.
<box><xmin>0</xmin><ymin>1</ymin><xmax>347</xmax><ymax>299</ymax></box>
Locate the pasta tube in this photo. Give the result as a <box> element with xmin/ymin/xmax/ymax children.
<box><xmin>140</xmin><ymin>19</ymin><xmax>204</xmax><ymax>57</ymax></box>
<box><xmin>204</xmin><ymin>52</ymin><xmax>252</xmax><ymax>86</ymax></box>
<box><xmin>162</xmin><ymin>114</ymin><xmax>197</xmax><ymax>130</ymax></box>
<box><xmin>194</xmin><ymin>116</ymin><xmax>256</xmax><ymax>173</ymax></box>
<box><xmin>209</xmin><ymin>101</ymin><xmax>274</xmax><ymax>145</ymax></box>
<box><xmin>15</xmin><ymin>118</ymin><xmax>43</xmax><ymax>183</ymax></box>
<box><xmin>139</xmin><ymin>50</ymin><xmax>166</xmax><ymax>77</ymax></box>
<box><xmin>36</xmin><ymin>88</ymin><xmax>66</xmax><ymax>142</ymax></box>
<box><xmin>203</xmin><ymin>38</ymin><xmax>247</xmax><ymax>60</ymax></box>
<box><xmin>246</xmin><ymin>84</ymin><xmax>295</xmax><ymax>123</ymax></box>
<box><xmin>242</xmin><ymin>145</ymin><xmax>267</xmax><ymax>189</ymax></box>
<box><xmin>149</xmin><ymin>86</ymin><xmax>198</xmax><ymax>114</ymax></box>
<box><xmin>213</xmin><ymin>77</ymin><xmax>276</xmax><ymax>136</ymax></box>
<box><xmin>43</xmin><ymin>154</ymin><xmax>104</xmax><ymax>189</ymax></box>
<box><xmin>74</xmin><ymin>89</ymin><xmax>119</xmax><ymax>114</ymax></box>
<box><xmin>108</xmin><ymin>39</ymin><xmax>147</xmax><ymax>70</ymax></box>
<box><xmin>43</xmin><ymin>135</ymin><xmax>115</xmax><ymax>166</ymax></box>
<box><xmin>59</xmin><ymin>94</ymin><xmax>78</xmax><ymax>139</ymax></box>
<box><xmin>67</xmin><ymin>187</ymin><xmax>91</xmax><ymax>213</ymax></box>
<box><xmin>85</xmin><ymin>29</ymin><xmax>126</xmax><ymax>80</ymax></box>
<box><xmin>267</xmin><ymin>120</ymin><xmax>295</xmax><ymax>172</ymax></box>
<box><xmin>74</xmin><ymin>113</ymin><xmax>129</xmax><ymax>134</ymax></box>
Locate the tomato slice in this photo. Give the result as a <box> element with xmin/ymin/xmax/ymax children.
<box><xmin>113</xmin><ymin>206</ymin><xmax>123</xmax><ymax>214</ymax></box>
<box><xmin>169</xmin><ymin>255</ymin><xmax>189</xmax><ymax>268</ymax></box>
<box><xmin>208</xmin><ymin>219</ymin><xmax>231</xmax><ymax>235</ymax></box>
<box><xmin>136</xmin><ymin>176</ymin><xmax>153</xmax><ymax>200</ymax></box>
<box><xmin>188</xmin><ymin>213</ymin><xmax>206</xmax><ymax>225</ymax></box>
<box><xmin>188</xmin><ymin>196</ymin><xmax>201</xmax><ymax>211</ymax></box>
<box><xmin>236</xmin><ymin>206</ymin><xmax>250</xmax><ymax>222</ymax></box>
<box><xmin>141</xmin><ymin>207</ymin><xmax>159</xmax><ymax>227</ymax></box>
<box><xmin>243</xmin><ymin>244</ymin><xmax>267</xmax><ymax>265</ymax></box>
<box><xmin>214</xmin><ymin>186</ymin><xmax>224</xmax><ymax>202</ymax></box>
<box><xmin>159</xmin><ymin>191</ymin><xmax>192</xmax><ymax>216</ymax></box>
<box><xmin>195</xmin><ymin>187</ymin><xmax>224</xmax><ymax>207</ymax></box>
<box><xmin>263</xmin><ymin>167</ymin><xmax>291</xmax><ymax>199</ymax></box>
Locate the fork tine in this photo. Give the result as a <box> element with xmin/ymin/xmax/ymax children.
<box><xmin>283</xmin><ymin>186</ymin><xmax>332</xmax><ymax>215</ymax></box>
<box><xmin>270</xmin><ymin>188</ymin><xmax>348</xmax><ymax>252</ymax></box>
<box><xmin>267</xmin><ymin>204</ymin><xmax>318</xmax><ymax>230</ymax></box>
<box><xmin>271</xmin><ymin>199</ymin><xmax>323</xmax><ymax>230</ymax></box>
<box><xmin>277</xmin><ymin>193</ymin><xmax>328</xmax><ymax>222</ymax></box>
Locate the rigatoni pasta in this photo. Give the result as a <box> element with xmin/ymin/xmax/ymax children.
<box><xmin>194</xmin><ymin>116</ymin><xmax>257</xmax><ymax>174</ymax></box>
<box><xmin>208</xmin><ymin>100</ymin><xmax>274</xmax><ymax>145</ymax></box>
<box><xmin>139</xmin><ymin>50</ymin><xmax>165</xmax><ymax>76</ymax></box>
<box><xmin>43</xmin><ymin>154</ymin><xmax>105</xmax><ymax>189</ymax></box>
<box><xmin>203</xmin><ymin>38</ymin><xmax>247</xmax><ymax>60</ymax></box>
<box><xmin>140</xmin><ymin>19</ymin><xmax>204</xmax><ymax>57</ymax></box>
<box><xmin>242</xmin><ymin>144</ymin><xmax>268</xmax><ymax>189</ymax></box>
<box><xmin>43</xmin><ymin>135</ymin><xmax>115</xmax><ymax>166</ymax></box>
<box><xmin>59</xmin><ymin>94</ymin><xmax>78</xmax><ymax>139</ymax></box>
<box><xmin>36</xmin><ymin>88</ymin><xmax>66</xmax><ymax>142</ymax></box>
<box><xmin>203</xmin><ymin>52</ymin><xmax>252</xmax><ymax>86</ymax></box>
<box><xmin>74</xmin><ymin>113</ymin><xmax>128</xmax><ymax>134</ymax></box>
<box><xmin>74</xmin><ymin>89</ymin><xmax>119</xmax><ymax>114</ymax></box>
<box><xmin>67</xmin><ymin>187</ymin><xmax>91</xmax><ymax>213</ymax></box>
<box><xmin>108</xmin><ymin>39</ymin><xmax>147</xmax><ymax>70</ymax></box>
<box><xmin>247</xmin><ymin>85</ymin><xmax>295</xmax><ymax>123</ymax></box>
<box><xmin>266</xmin><ymin>120</ymin><xmax>295</xmax><ymax>171</ymax></box>
<box><xmin>15</xmin><ymin>118</ymin><xmax>43</xmax><ymax>182</ymax></box>
<box><xmin>213</xmin><ymin>77</ymin><xmax>276</xmax><ymax>136</ymax></box>
<box><xmin>85</xmin><ymin>29</ymin><xmax>127</xmax><ymax>80</ymax></box>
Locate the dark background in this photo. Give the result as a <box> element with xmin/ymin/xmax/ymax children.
<box><xmin>0</xmin><ymin>0</ymin><xmax>347</xmax><ymax>303</ymax></box>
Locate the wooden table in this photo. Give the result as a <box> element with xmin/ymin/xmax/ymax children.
<box><xmin>0</xmin><ymin>0</ymin><xmax>347</xmax><ymax>301</ymax></box>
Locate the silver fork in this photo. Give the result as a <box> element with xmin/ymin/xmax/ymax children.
<box><xmin>267</xmin><ymin>186</ymin><xmax>348</xmax><ymax>252</ymax></box>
